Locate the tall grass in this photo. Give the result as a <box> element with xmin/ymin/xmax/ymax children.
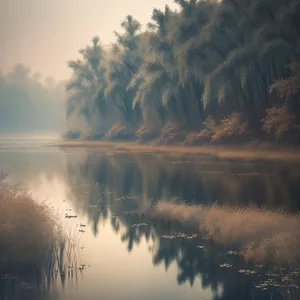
<box><xmin>0</xmin><ymin>176</ymin><xmax>81</xmax><ymax>298</ymax></box>
<box><xmin>153</xmin><ymin>201</ymin><xmax>300</xmax><ymax>266</ymax></box>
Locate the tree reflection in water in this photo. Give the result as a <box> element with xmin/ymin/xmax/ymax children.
<box><xmin>63</xmin><ymin>152</ymin><xmax>300</xmax><ymax>300</ymax></box>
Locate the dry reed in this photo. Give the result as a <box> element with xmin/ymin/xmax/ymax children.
<box><xmin>153</xmin><ymin>201</ymin><xmax>300</xmax><ymax>266</ymax></box>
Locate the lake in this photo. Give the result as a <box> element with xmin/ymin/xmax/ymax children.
<box><xmin>0</xmin><ymin>137</ymin><xmax>300</xmax><ymax>300</ymax></box>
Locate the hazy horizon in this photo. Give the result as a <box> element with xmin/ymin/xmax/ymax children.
<box><xmin>1</xmin><ymin>0</ymin><xmax>177</xmax><ymax>80</ymax></box>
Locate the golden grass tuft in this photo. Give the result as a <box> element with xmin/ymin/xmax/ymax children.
<box><xmin>153</xmin><ymin>201</ymin><xmax>300</xmax><ymax>265</ymax></box>
<box><xmin>0</xmin><ymin>181</ymin><xmax>80</xmax><ymax>279</ymax></box>
<box><xmin>0</xmin><ymin>185</ymin><xmax>57</xmax><ymax>267</ymax></box>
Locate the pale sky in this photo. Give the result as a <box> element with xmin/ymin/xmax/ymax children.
<box><xmin>0</xmin><ymin>0</ymin><xmax>177</xmax><ymax>80</ymax></box>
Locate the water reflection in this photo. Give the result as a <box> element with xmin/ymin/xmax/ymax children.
<box><xmin>1</xmin><ymin>148</ymin><xmax>300</xmax><ymax>300</ymax></box>
<box><xmin>63</xmin><ymin>152</ymin><xmax>300</xmax><ymax>300</ymax></box>
<box><xmin>65</xmin><ymin>152</ymin><xmax>300</xmax><ymax>216</ymax></box>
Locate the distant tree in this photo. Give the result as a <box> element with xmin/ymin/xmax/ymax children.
<box><xmin>63</xmin><ymin>0</ymin><xmax>300</xmax><ymax>143</ymax></box>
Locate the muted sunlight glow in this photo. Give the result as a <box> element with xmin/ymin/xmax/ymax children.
<box><xmin>0</xmin><ymin>0</ymin><xmax>177</xmax><ymax>79</ymax></box>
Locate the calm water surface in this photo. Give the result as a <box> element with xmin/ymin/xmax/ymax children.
<box><xmin>1</xmin><ymin>137</ymin><xmax>300</xmax><ymax>300</ymax></box>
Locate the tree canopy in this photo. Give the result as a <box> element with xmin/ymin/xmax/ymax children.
<box><xmin>65</xmin><ymin>0</ymin><xmax>300</xmax><ymax>143</ymax></box>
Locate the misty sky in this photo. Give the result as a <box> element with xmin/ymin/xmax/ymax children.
<box><xmin>0</xmin><ymin>0</ymin><xmax>177</xmax><ymax>80</ymax></box>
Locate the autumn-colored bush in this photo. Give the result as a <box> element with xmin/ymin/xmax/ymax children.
<box><xmin>269</xmin><ymin>60</ymin><xmax>300</xmax><ymax>98</ymax></box>
<box><xmin>105</xmin><ymin>121</ymin><xmax>136</xmax><ymax>140</ymax></box>
<box><xmin>185</xmin><ymin>114</ymin><xmax>248</xmax><ymax>145</ymax></box>
<box><xmin>136</xmin><ymin>125</ymin><xmax>160</xmax><ymax>141</ymax></box>
<box><xmin>155</xmin><ymin>121</ymin><xmax>186</xmax><ymax>145</ymax></box>
<box><xmin>262</xmin><ymin>106</ymin><xmax>298</xmax><ymax>140</ymax></box>
<box><xmin>184</xmin><ymin>117</ymin><xmax>215</xmax><ymax>145</ymax></box>
<box><xmin>211</xmin><ymin>113</ymin><xmax>248</xmax><ymax>143</ymax></box>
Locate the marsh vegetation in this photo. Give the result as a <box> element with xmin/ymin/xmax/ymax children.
<box><xmin>0</xmin><ymin>174</ymin><xmax>82</xmax><ymax>300</ymax></box>
<box><xmin>0</xmin><ymin>141</ymin><xmax>300</xmax><ymax>299</ymax></box>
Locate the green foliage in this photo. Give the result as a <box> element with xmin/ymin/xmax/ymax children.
<box><xmin>65</xmin><ymin>0</ymin><xmax>300</xmax><ymax>144</ymax></box>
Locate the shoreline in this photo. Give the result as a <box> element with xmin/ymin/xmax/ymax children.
<box><xmin>46</xmin><ymin>139</ymin><xmax>300</xmax><ymax>162</ymax></box>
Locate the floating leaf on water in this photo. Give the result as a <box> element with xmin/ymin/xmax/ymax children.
<box><xmin>219</xmin><ymin>263</ymin><xmax>233</xmax><ymax>268</ymax></box>
<box><xmin>227</xmin><ymin>250</ymin><xmax>239</xmax><ymax>256</ymax></box>
<box><xmin>161</xmin><ymin>232</ymin><xmax>197</xmax><ymax>239</ymax></box>
<box><xmin>265</xmin><ymin>272</ymin><xmax>280</xmax><ymax>277</ymax></box>
<box><xmin>239</xmin><ymin>269</ymin><xmax>256</xmax><ymax>275</ymax></box>
<box><xmin>130</xmin><ymin>223</ymin><xmax>148</xmax><ymax>228</ymax></box>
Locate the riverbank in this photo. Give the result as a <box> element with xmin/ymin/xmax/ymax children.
<box><xmin>47</xmin><ymin>139</ymin><xmax>300</xmax><ymax>162</ymax></box>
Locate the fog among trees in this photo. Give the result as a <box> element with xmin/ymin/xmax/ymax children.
<box><xmin>0</xmin><ymin>64</ymin><xmax>65</xmax><ymax>134</ymax></box>
<box><xmin>64</xmin><ymin>0</ymin><xmax>300</xmax><ymax>144</ymax></box>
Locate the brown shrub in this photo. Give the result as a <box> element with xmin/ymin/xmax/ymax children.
<box><xmin>185</xmin><ymin>114</ymin><xmax>248</xmax><ymax>145</ymax></box>
<box><xmin>211</xmin><ymin>113</ymin><xmax>248</xmax><ymax>143</ymax></box>
<box><xmin>136</xmin><ymin>125</ymin><xmax>160</xmax><ymax>141</ymax></box>
<box><xmin>155</xmin><ymin>121</ymin><xmax>186</xmax><ymax>145</ymax></box>
<box><xmin>184</xmin><ymin>130</ymin><xmax>210</xmax><ymax>145</ymax></box>
<box><xmin>262</xmin><ymin>106</ymin><xmax>298</xmax><ymax>140</ymax></box>
<box><xmin>105</xmin><ymin>122</ymin><xmax>136</xmax><ymax>141</ymax></box>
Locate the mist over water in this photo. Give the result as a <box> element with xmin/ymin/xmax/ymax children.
<box><xmin>1</xmin><ymin>0</ymin><xmax>300</xmax><ymax>299</ymax></box>
<box><xmin>1</xmin><ymin>142</ymin><xmax>300</xmax><ymax>300</ymax></box>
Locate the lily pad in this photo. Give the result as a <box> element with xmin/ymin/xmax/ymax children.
<box><xmin>220</xmin><ymin>263</ymin><xmax>233</xmax><ymax>268</ymax></box>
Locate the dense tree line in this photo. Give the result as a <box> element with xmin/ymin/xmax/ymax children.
<box><xmin>0</xmin><ymin>64</ymin><xmax>65</xmax><ymax>133</ymax></box>
<box><xmin>65</xmin><ymin>0</ymin><xmax>300</xmax><ymax>144</ymax></box>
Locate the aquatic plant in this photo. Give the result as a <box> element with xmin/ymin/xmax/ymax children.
<box><xmin>0</xmin><ymin>176</ymin><xmax>82</xmax><ymax>299</ymax></box>
<box><xmin>153</xmin><ymin>201</ymin><xmax>300</xmax><ymax>266</ymax></box>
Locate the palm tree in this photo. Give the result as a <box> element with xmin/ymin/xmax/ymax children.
<box><xmin>66</xmin><ymin>36</ymin><xmax>106</xmax><ymax>129</ymax></box>
<box><xmin>103</xmin><ymin>15</ymin><xmax>143</xmax><ymax>128</ymax></box>
<box><xmin>64</xmin><ymin>0</ymin><xmax>300</xmax><ymax>142</ymax></box>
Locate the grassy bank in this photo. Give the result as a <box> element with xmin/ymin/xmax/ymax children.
<box><xmin>153</xmin><ymin>201</ymin><xmax>300</xmax><ymax>266</ymax></box>
<box><xmin>48</xmin><ymin>139</ymin><xmax>300</xmax><ymax>162</ymax></box>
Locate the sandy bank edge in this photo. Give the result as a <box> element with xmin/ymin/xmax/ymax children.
<box><xmin>45</xmin><ymin>140</ymin><xmax>300</xmax><ymax>162</ymax></box>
